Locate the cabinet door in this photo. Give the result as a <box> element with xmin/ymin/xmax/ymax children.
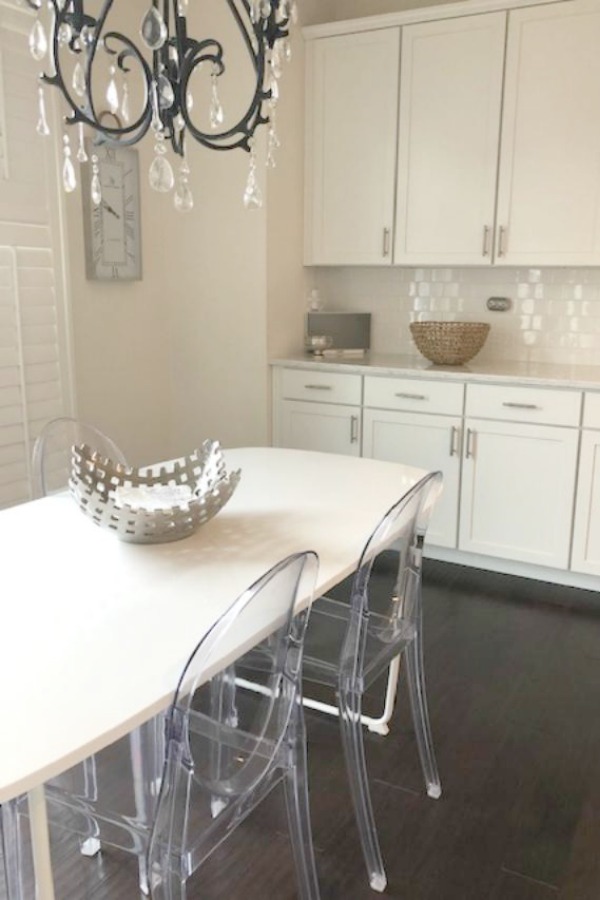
<box><xmin>304</xmin><ymin>29</ymin><xmax>400</xmax><ymax>265</ymax></box>
<box><xmin>276</xmin><ymin>400</ymin><xmax>361</xmax><ymax>456</ymax></box>
<box><xmin>394</xmin><ymin>13</ymin><xmax>505</xmax><ymax>265</ymax></box>
<box><xmin>459</xmin><ymin>419</ymin><xmax>579</xmax><ymax>569</ymax></box>
<box><xmin>363</xmin><ymin>408</ymin><xmax>461</xmax><ymax>549</ymax></box>
<box><xmin>571</xmin><ymin>431</ymin><xmax>600</xmax><ymax>576</ymax></box>
<box><xmin>496</xmin><ymin>0</ymin><xmax>600</xmax><ymax>265</ymax></box>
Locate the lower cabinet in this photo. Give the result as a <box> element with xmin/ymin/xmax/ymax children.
<box><xmin>362</xmin><ymin>408</ymin><xmax>461</xmax><ymax>548</ymax></box>
<box><xmin>276</xmin><ymin>399</ymin><xmax>361</xmax><ymax>456</ymax></box>
<box><xmin>459</xmin><ymin>418</ymin><xmax>579</xmax><ymax>568</ymax></box>
<box><xmin>572</xmin><ymin>395</ymin><xmax>600</xmax><ymax>575</ymax></box>
<box><xmin>272</xmin><ymin>367</ymin><xmax>362</xmax><ymax>456</ymax></box>
<box><xmin>272</xmin><ymin>365</ymin><xmax>593</xmax><ymax>577</ymax></box>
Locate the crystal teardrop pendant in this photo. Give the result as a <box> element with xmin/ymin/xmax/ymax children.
<box><xmin>149</xmin><ymin>153</ymin><xmax>175</xmax><ymax>192</ymax></box>
<box><xmin>174</xmin><ymin>162</ymin><xmax>194</xmax><ymax>212</ymax></box>
<box><xmin>62</xmin><ymin>135</ymin><xmax>77</xmax><ymax>193</ymax></box>
<box><xmin>36</xmin><ymin>86</ymin><xmax>50</xmax><ymax>137</ymax></box>
<box><xmin>140</xmin><ymin>6</ymin><xmax>167</xmax><ymax>51</ymax></box>
<box><xmin>29</xmin><ymin>20</ymin><xmax>47</xmax><ymax>61</ymax></box>
<box><xmin>157</xmin><ymin>73</ymin><xmax>175</xmax><ymax>109</ymax></box>
<box><xmin>72</xmin><ymin>62</ymin><xmax>86</xmax><ymax>98</ymax></box>
<box><xmin>260</xmin><ymin>0</ymin><xmax>272</xmax><ymax>17</ymax></box>
<box><xmin>106</xmin><ymin>67</ymin><xmax>119</xmax><ymax>115</ymax></box>
<box><xmin>209</xmin><ymin>74</ymin><xmax>224</xmax><ymax>130</ymax></box>
<box><xmin>76</xmin><ymin>122</ymin><xmax>88</xmax><ymax>163</ymax></box>
<box><xmin>90</xmin><ymin>155</ymin><xmax>102</xmax><ymax>206</ymax></box>
<box><xmin>149</xmin><ymin>130</ymin><xmax>174</xmax><ymax>192</ymax></box>
<box><xmin>243</xmin><ymin>144</ymin><xmax>263</xmax><ymax>209</ymax></box>
<box><xmin>121</xmin><ymin>82</ymin><xmax>130</xmax><ymax>123</ymax></box>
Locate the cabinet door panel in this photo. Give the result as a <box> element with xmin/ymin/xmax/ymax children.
<box><xmin>363</xmin><ymin>408</ymin><xmax>460</xmax><ymax>548</ymax></box>
<box><xmin>276</xmin><ymin>400</ymin><xmax>361</xmax><ymax>456</ymax></box>
<box><xmin>496</xmin><ymin>0</ymin><xmax>600</xmax><ymax>265</ymax></box>
<box><xmin>571</xmin><ymin>431</ymin><xmax>600</xmax><ymax>576</ymax></box>
<box><xmin>305</xmin><ymin>29</ymin><xmax>400</xmax><ymax>265</ymax></box>
<box><xmin>394</xmin><ymin>13</ymin><xmax>505</xmax><ymax>265</ymax></box>
<box><xmin>460</xmin><ymin>419</ymin><xmax>578</xmax><ymax>568</ymax></box>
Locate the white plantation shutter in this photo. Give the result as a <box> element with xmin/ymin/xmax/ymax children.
<box><xmin>0</xmin><ymin>5</ymin><xmax>74</xmax><ymax>508</ymax></box>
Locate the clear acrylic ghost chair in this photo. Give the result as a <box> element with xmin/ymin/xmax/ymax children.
<box><xmin>301</xmin><ymin>471</ymin><xmax>443</xmax><ymax>893</ymax></box>
<box><xmin>147</xmin><ymin>550</ymin><xmax>320</xmax><ymax>900</ymax></box>
<box><xmin>31</xmin><ymin>416</ymin><xmax>127</xmax><ymax>499</ymax></box>
<box><xmin>1</xmin><ymin>801</ymin><xmax>23</xmax><ymax>899</ymax></box>
<box><xmin>30</xmin><ymin>417</ymin><xmax>129</xmax><ymax>860</ymax></box>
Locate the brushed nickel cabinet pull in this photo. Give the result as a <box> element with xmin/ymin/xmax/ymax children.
<box><xmin>497</xmin><ymin>225</ymin><xmax>507</xmax><ymax>257</ymax></box>
<box><xmin>502</xmin><ymin>402</ymin><xmax>539</xmax><ymax>410</ymax></box>
<box><xmin>350</xmin><ymin>415</ymin><xmax>359</xmax><ymax>444</ymax></box>
<box><xmin>383</xmin><ymin>228</ymin><xmax>391</xmax><ymax>257</ymax></box>
<box><xmin>394</xmin><ymin>392</ymin><xmax>427</xmax><ymax>401</ymax></box>
<box><xmin>304</xmin><ymin>384</ymin><xmax>333</xmax><ymax>391</ymax></box>
<box><xmin>482</xmin><ymin>225</ymin><xmax>491</xmax><ymax>257</ymax></box>
<box><xmin>449</xmin><ymin>426</ymin><xmax>459</xmax><ymax>457</ymax></box>
<box><xmin>465</xmin><ymin>428</ymin><xmax>475</xmax><ymax>459</ymax></box>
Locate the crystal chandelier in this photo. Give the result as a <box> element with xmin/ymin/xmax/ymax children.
<box><xmin>25</xmin><ymin>0</ymin><xmax>297</xmax><ymax>212</ymax></box>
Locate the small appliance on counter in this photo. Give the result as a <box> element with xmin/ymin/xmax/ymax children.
<box><xmin>305</xmin><ymin>311</ymin><xmax>371</xmax><ymax>356</ymax></box>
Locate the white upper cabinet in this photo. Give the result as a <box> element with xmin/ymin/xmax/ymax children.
<box><xmin>304</xmin><ymin>29</ymin><xmax>400</xmax><ymax>265</ymax></box>
<box><xmin>305</xmin><ymin>0</ymin><xmax>600</xmax><ymax>267</ymax></box>
<box><xmin>496</xmin><ymin>0</ymin><xmax>600</xmax><ymax>265</ymax></box>
<box><xmin>394</xmin><ymin>12</ymin><xmax>506</xmax><ymax>265</ymax></box>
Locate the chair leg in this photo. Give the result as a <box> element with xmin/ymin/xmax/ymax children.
<box><xmin>2</xmin><ymin>800</ymin><xmax>25</xmax><ymax>900</ymax></box>
<box><xmin>78</xmin><ymin>756</ymin><xmax>101</xmax><ymax>858</ymax></box>
<box><xmin>337</xmin><ymin>684</ymin><xmax>387</xmax><ymax>893</ymax></box>
<box><xmin>283</xmin><ymin>701</ymin><xmax>320</xmax><ymax>900</ymax></box>
<box><xmin>404</xmin><ymin>627</ymin><xmax>441</xmax><ymax>800</ymax></box>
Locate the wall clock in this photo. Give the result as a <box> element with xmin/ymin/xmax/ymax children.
<box><xmin>81</xmin><ymin>140</ymin><xmax>142</xmax><ymax>281</ymax></box>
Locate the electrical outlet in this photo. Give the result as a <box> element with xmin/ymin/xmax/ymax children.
<box><xmin>487</xmin><ymin>296</ymin><xmax>512</xmax><ymax>312</ymax></box>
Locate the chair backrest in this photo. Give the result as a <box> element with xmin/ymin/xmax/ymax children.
<box><xmin>340</xmin><ymin>471</ymin><xmax>443</xmax><ymax>682</ymax></box>
<box><xmin>31</xmin><ymin>416</ymin><xmax>127</xmax><ymax>498</ymax></box>
<box><xmin>148</xmin><ymin>550</ymin><xmax>318</xmax><ymax>888</ymax></box>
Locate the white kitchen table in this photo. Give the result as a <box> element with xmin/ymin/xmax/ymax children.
<box><xmin>0</xmin><ymin>446</ymin><xmax>427</xmax><ymax>899</ymax></box>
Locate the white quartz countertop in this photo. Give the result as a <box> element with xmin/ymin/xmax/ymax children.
<box><xmin>271</xmin><ymin>353</ymin><xmax>600</xmax><ymax>391</ymax></box>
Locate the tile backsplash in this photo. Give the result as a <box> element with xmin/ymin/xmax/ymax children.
<box><xmin>312</xmin><ymin>266</ymin><xmax>600</xmax><ymax>366</ymax></box>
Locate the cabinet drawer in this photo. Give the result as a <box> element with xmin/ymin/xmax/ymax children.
<box><xmin>364</xmin><ymin>376</ymin><xmax>464</xmax><ymax>415</ymax></box>
<box><xmin>583</xmin><ymin>392</ymin><xmax>600</xmax><ymax>429</ymax></box>
<box><xmin>279</xmin><ymin>368</ymin><xmax>362</xmax><ymax>405</ymax></box>
<box><xmin>466</xmin><ymin>383</ymin><xmax>581</xmax><ymax>427</ymax></box>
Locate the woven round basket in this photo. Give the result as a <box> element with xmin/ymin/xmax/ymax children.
<box><xmin>410</xmin><ymin>321</ymin><xmax>490</xmax><ymax>365</ymax></box>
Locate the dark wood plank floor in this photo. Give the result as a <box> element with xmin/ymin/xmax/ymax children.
<box><xmin>3</xmin><ymin>559</ymin><xmax>600</xmax><ymax>899</ymax></box>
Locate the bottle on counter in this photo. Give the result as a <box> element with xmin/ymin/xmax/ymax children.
<box><xmin>306</xmin><ymin>288</ymin><xmax>322</xmax><ymax>312</ymax></box>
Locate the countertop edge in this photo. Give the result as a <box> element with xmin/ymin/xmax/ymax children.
<box><xmin>270</xmin><ymin>355</ymin><xmax>600</xmax><ymax>391</ymax></box>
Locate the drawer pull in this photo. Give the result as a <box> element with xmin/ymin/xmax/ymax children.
<box><xmin>502</xmin><ymin>402</ymin><xmax>539</xmax><ymax>411</ymax></box>
<box><xmin>465</xmin><ymin>428</ymin><xmax>475</xmax><ymax>459</ymax></box>
<box><xmin>497</xmin><ymin>225</ymin><xmax>507</xmax><ymax>257</ymax></box>
<box><xmin>383</xmin><ymin>227</ymin><xmax>391</xmax><ymax>257</ymax></box>
<box><xmin>449</xmin><ymin>426</ymin><xmax>459</xmax><ymax>457</ymax></box>
<box><xmin>482</xmin><ymin>225</ymin><xmax>491</xmax><ymax>257</ymax></box>
<box><xmin>394</xmin><ymin>392</ymin><xmax>427</xmax><ymax>401</ymax></box>
<box><xmin>303</xmin><ymin>384</ymin><xmax>333</xmax><ymax>391</ymax></box>
<box><xmin>350</xmin><ymin>415</ymin><xmax>359</xmax><ymax>444</ymax></box>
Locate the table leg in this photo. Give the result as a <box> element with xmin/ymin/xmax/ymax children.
<box><xmin>27</xmin><ymin>786</ymin><xmax>55</xmax><ymax>900</ymax></box>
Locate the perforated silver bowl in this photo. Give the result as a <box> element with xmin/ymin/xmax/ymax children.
<box><xmin>69</xmin><ymin>439</ymin><xmax>241</xmax><ymax>544</ymax></box>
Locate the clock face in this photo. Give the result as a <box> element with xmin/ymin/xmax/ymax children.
<box><xmin>82</xmin><ymin>142</ymin><xmax>142</xmax><ymax>281</ymax></box>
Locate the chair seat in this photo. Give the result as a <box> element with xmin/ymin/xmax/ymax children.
<box><xmin>302</xmin><ymin>595</ymin><xmax>416</xmax><ymax>691</ymax></box>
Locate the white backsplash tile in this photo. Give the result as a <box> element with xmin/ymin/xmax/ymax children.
<box><xmin>311</xmin><ymin>266</ymin><xmax>600</xmax><ymax>365</ymax></box>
